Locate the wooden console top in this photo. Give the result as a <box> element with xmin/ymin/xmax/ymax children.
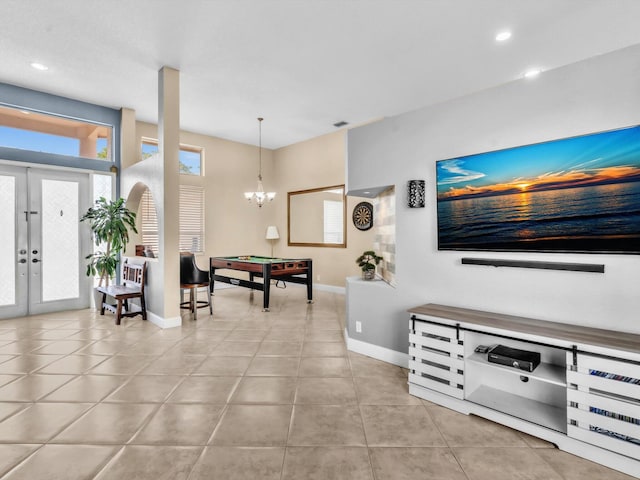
<box><xmin>409</xmin><ymin>303</ymin><xmax>640</xmax><ymax>356</ymax></box>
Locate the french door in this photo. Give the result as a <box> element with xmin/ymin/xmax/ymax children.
<box><xmin>0</xmin><ymin>165</ymin><xmax>91</xmax><ymax>319</ymax></box>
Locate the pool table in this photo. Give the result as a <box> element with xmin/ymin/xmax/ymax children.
<box><xmin>209</xmin><ymin>256</ymin><xmax>313</xmax><ymax>311</ymax></box>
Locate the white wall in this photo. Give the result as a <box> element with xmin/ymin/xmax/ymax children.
<box><xmin>274</xmin><ymin>130</ymin><xmax>376</xmax><ymax>288</ymax></box>
<box><xmin>347</xmin><ymin>44</ymin><xmax>640</xmax><ymax>352</ymax></box>
<box><xmin>133</xmin><ymin>121</ymin><xmax>278</xmax><ymax>269</ymax></box>
<box><xmin>129</xmin><ymin>123</ymin><xmax>366</xmax><ymax>293</ymax></box>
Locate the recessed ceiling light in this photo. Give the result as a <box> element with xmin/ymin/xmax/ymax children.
<box><xmin>524</xmin><ymin>68</ymin><xmax>542</xmax><ymax>78</ymax></box>
<box><xmin>30</xmin><ymin>62</ymin><xmax>48</xmax><ymax>71</ymax></box>
<box><xmin>495</xmin><ymin>31</ymin><xmax>512</xmax><ymax>42</ymax></box>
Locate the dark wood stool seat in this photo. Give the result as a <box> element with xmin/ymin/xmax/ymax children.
<box><xmin>97</xmin><ymin>261</ymin><xmax>147</xmax><ymax>325</ymax></box>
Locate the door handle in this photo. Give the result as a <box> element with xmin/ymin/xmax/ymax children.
<box><xmin>23</xmin><ymin>210</ymin><xmax>38</xmax><ymax>221</ymax></box>
<box><xmin>32</xmin><ymin>258</ymin><xmax>40</xmax><ymax>263</ymax></box>
<box><xmin>18</xmin><ymin>259</ymin><xmax>27</xmax><ymax>264</ymax></box>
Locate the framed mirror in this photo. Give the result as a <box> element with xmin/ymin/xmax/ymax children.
<box><xmin>288</xmin><ymin>185</ymin><xmax>346</xmax><ymax>248</ymax></box>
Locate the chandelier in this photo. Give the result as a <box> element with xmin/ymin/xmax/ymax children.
<box><xmin>244</xmin><ymin>117</ymin><xmax>275</xmax><ymax>207</ymax></box>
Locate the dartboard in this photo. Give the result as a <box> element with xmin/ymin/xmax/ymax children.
<box><xmin>352</xmin><ymin>202</ymin><xmax>373</xmax><ymax>231</ymax></box>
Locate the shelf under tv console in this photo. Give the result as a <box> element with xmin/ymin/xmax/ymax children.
<box><xmin>408</xmin><ymin>303</ymin><xmax>640</xmax><ymax>478</ymax></box>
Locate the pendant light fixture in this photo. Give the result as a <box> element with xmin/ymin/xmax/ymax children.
<box><xmin>244</xmin><ymin>117</ymin><xmax>275</xmax><ymax>207</ymax></box>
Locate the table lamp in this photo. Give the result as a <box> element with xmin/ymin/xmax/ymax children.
<box><xmin>265</xmin><ymin>226</ymin><xmax>280</xmax><ymax>257</ymax></box>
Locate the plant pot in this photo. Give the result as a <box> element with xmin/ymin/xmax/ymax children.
<box><xmin>362</xmin><ymin>269</ymin><xmax>375</xmax><ymax>281</ymax></box>
<box><xmin>92</xmin><ymin>287</ymin><xmax>104</xmax><ymax>311</ymax></box>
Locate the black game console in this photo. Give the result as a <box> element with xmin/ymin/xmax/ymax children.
<box><xmin>488</xmin><ymin>345</ymin><xmax>541</xmax><ymax>372</ymax></box>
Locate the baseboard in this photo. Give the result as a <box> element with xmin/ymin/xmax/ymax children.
<box><xmin>147</xmin><ymin>311</ymin><xmax>182</xmax><ymax>329</ymax></box>
<box><xmin>344</xmin><ymin>329</ymin><xmax>408</xmax><ymax>368</ymax></box>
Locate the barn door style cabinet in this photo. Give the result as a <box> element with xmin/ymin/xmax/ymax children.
<box><xmin>408</xmin><ymin>304</ymin><xmax>640</xmax><ymax>477</ymax></box>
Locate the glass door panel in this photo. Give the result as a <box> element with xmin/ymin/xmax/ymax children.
<box><xmin>0</xmin><ymin>165</ymin><xmax>90</xmax><ymax>319</ymax></box>
<box><xmin>28</xmin><ymin>169</ymin><xmax>90</xmax><ymax>315</ymax></box>
<box><xmin>41</xmin><ymin>179</ymin><xmax>80</xmax><ymax>301</ymax></box>
<box><xmin>0</xmin><ymin>175</ymin><xmax>16</xmax><ymax>306</ymax></box>
<box><xmin>0</xmin><ymin>166</ymin><xmax>28</xmax><ymax>318</ymax></box>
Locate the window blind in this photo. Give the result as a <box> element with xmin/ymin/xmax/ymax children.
<box><xmin>140</xmin><ymin>185</ymin><xmax>205</xmax><ymax>255</ymax></box>
<box><xmin>140</xmin><ymin>189</ymin><xmax>159</xmax><ymax>256</ymax></box>
<box><xmin>179</xmin><ymin>185</ymin><xmax>205</xmax><ymax>253</ymax></box>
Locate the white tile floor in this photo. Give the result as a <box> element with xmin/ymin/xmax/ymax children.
<box><xmin>0</xmin><ymin>286</ymin><xmax>634</xmax><ymax>479</ymax></box>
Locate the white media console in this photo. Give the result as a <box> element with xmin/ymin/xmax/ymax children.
<box><xmin>408</xmin><ymin>303</ymin><xmax>640</xmax><ymax>477</ymax></box>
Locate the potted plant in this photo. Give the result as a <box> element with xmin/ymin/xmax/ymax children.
<box><xmin>356</xmin><ymin>250</ymin><xmax>383</xmax><ymax>280</ymax></box>
<box><xmin>81</xmin><ymin>197</ymin><xmax>138</xmax><ymax>287</ymax></box>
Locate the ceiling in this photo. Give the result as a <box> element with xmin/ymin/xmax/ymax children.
<box><xmin>1</xmin><ymin>0</ymin><xmax>640</xmax><ymax>149</ymax></box>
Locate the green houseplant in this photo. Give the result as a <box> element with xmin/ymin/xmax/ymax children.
<box><xmin>81</xmin><ymin>197</ymin><xmax>138</xmax><ymax>287</ymax></box>
<box><xmin>356</xmin><ymin>250</ymin><xmax>383</xmax><ymax>280</ymax></box>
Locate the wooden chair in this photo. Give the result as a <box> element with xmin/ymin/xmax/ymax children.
<box><xmin>97</xmin><ymin>260</ymin><xmax>147</xmax><ymax>325</ymax></box>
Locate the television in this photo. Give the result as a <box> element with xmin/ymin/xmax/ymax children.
<box><xmin>436</xmin><ymin>125</ymin><xmax>640</xmax><ymax>254</ymax></box>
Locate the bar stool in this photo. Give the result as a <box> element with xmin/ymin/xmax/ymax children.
<box><xmin>180</xmin><ymin>252</ymin><xmax>212</xmax><ymax>319</ymax></box>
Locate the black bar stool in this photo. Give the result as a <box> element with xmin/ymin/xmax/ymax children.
<box><xmin>180</xmin><ymin>252</ymin><xmax>212</xmax><ymax>319</ymax></box>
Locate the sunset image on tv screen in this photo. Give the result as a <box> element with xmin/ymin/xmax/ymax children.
<box><xmin>436</xmin><ymin>125</ymin><xmax>640</xmax><ymax>254</ymax></box>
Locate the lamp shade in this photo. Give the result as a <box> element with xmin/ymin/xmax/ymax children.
<box><xmin>265</xmin><ymin>226</ymin><xmax>280</xmax><ymax>240</ymax></box>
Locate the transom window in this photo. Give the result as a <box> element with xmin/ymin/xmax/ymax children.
<box><xmin>141</xmin><ymin>139</ymin><xmax>203</xmax><ymax>175</ymax></box>
<box><xmin>0</xmin><ymin>104</ymin><xmax>112</xmax><ymax>161</ymax></box>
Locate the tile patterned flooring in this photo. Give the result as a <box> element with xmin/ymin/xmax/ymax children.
<box><xmin>0</xmin><ymin>287</ymin><xmax>634</xmax><ymax>479</ymax></box>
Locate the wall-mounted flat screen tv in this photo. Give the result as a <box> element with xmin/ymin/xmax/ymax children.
<box><xmin>436</xmin><ymin>125</ymin><xmax>640</xmax><ymax>254</ymax></box>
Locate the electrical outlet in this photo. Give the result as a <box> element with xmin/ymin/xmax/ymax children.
<box><xmin>317</xmin><ymin>275</ymin><xmax>321</xmax><ymax>281</ymax></box>
<box><xmin>355</xmin><ymin>321</ymin><xmax>362</xmax><ymax>333</ymax></box>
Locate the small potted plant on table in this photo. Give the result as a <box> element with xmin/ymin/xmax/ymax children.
<box><xmin>356</xmin><ymin>250</ymin><xmax>383</xmax><ymax>280</ymax></box>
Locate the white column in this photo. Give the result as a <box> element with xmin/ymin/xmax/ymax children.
<box><xmin>158</xmin><ymin>66</ymin><xmax>181</xmax><ymax>320</ymax></box>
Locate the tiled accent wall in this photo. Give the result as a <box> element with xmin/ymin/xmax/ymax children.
<box><xmin>373</xmin><ymin>186</ymin><xmax>396</xmax><ymax>286</ymax></box>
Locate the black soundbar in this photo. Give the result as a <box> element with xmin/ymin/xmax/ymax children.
<box><xmin>461</xmin><ymin>257</ymin><xmax>605</xmax><ymax>273</ymax></box>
